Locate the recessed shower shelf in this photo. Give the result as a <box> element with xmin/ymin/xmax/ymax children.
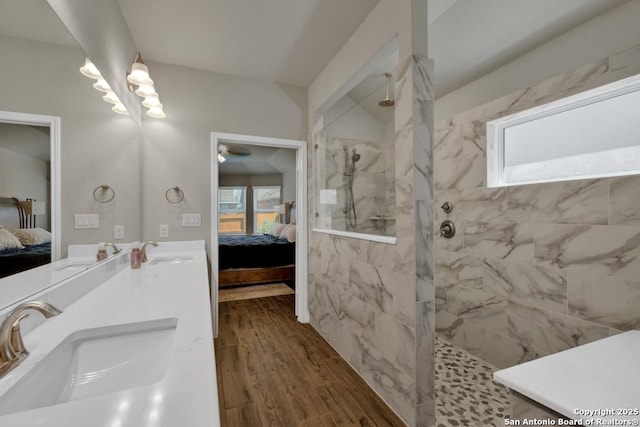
<box><xmin>368</xmin><ymin>216</ymin><xmax>395</xmax><ymax>221</ymax></box>
<box><xmin>312</xmin><ymin>228</ymin><xmax>396</xmax><ymax>245</ymax></box>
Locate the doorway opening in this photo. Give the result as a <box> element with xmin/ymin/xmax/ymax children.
<box><xmin>210</xmin><ymin>132</ymin><xmax>308</xmax><ymax>336</ymax></box>
<box><xmin>0</xmin><ymin>110</ymin><xmax>61</xmax><ymax>263</ymax></box>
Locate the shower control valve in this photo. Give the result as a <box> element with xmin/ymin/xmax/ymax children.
<box><xmin>440</xmin><ymin>220</ymin><xmax>456</xmax><ymax>239</ymax></box>
<box><xmin>441</xmin><ymin>201</ymin><xmax>453</xmax><ymax>214</ymax></box>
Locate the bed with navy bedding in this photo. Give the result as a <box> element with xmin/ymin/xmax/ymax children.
<box><xmin>0</xmin><ymin>196</ymin><xmax>51</xmax><ymax>279</ymax></box>
<box><xmin>218</xmin><ymin>202</ymin><xmax>296</xmax><ymax>288</ymax></box>
<box><xmin>0</xmin><ymin>242</ymin><xmax>51</xmax><ymax>279</ymax></box>
<box><xmin>218</xmin><ymin>234</ymin><xmax>295</xmax><ymax>270</ymax></box>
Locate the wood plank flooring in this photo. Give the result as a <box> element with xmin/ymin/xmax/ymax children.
<box><xmin>215</xmin><ymin>294</ymin><xmax>406</xmax><ymax>427</ymax></box>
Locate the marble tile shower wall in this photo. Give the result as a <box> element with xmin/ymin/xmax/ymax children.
<box><xmin>308</xmin><ymin>55</ymin><xmax>435</xmax><ymax>426</ymax></box>
<box><xmin>324</xmin><ymin>136</ymin><xmax>396</xmax><ymax>235</ymax></box>
<box><xmin>434</xmin><ymin>43</ymin><xmax>640</xmax><ymax>369</ymax></box>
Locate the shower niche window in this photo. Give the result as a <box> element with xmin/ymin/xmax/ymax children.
<box><xmin>314</xmin><ymin>55</ymin><xmax>397</xmax><ymax>240</ymax></box>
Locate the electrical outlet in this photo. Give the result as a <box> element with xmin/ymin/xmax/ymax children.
<box><xmin>160</xmin><ymin>224</ymin><xmax>169</xmax><ymax>238</ymax></box>
<box><xmin>114</xmin><ymin>225</ymin><xmax>125</xmax><ymax>239</ymax></box>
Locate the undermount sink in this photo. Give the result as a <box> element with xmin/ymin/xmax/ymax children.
<box><xmin>148</xmin><ymin>255</ymin><xmax>193</xmax><ymax>265</ymax></box>
<box><xmin>0</xmin><ymin>318</ymin><xmax>177</xmax><ymax>415</ymax></box>
<box><xmin>55</xmin><ymin>261</ymin><xmax>95</xmax><ymax>271</ymax></box>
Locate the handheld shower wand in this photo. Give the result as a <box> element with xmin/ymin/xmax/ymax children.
<box><xmin>343</xmin><ymin>147</ymin><xmax>360</xmax><ymax>229</ymax></box>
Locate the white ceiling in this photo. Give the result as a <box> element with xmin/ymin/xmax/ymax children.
<box><xmin>429</xmin><ymin>0</ymin><xmax>629</xmax><ymax>97</ymax></box>
<box><xmin>0</xmin><ymin>0</ymin><xmax>631</xmax><ymax>95</ymax></box>
<box><xmin>0</xmin><ymin>123</ymin><xmax>50</xmax><ymax>161</ymax></box>
<box><xmin>116</xmin><ymin>0</ymin><xmax>379</xmax><ymax>88</ymax></box>
<box><xmin>218</xmin><ymin>142</ymin><xmax>296</xmax><ymax>175</ymax></box>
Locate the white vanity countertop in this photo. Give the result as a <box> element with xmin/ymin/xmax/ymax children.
<box><xmin>494</xmin><ymin>330</ymin><xmax>640</xmax><ymax>423</ymax></box>
<box><xmin>0</xmin><ymin>241</ymin><xmax>219</xmax><ymax>427</ymax></box>
<box><xmin>0</xmin><ymin>255</ymin><xmax>97</xmax><ymax>308</ymax></box>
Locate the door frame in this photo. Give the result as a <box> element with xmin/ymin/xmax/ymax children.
<box><xmin>0</xmin><ymin>110</ymin><xmax>61</xmax><ymax>262</ymax></box>
<box><xmin>210</xmin><ymin>132</ymin><xmax>308</xmax><ymax>336</ymax></box>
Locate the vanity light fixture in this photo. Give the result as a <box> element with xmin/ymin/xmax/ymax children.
<box><xmin>93</xmin><ymin>78</ymin><xmax>112</xmax><ymax>93</ymax></box>
<box><xmin>103</xmin><ymin>91</ymin><xmax>120</xmax><ymax>104</ymax></box>
<box><xmin>79</xmin><ymin>58</ymin><xmax>101</xmax><ymax>80</ymax></box>
<box><xmin>79</xmin><ymin>57</ymin><xmax>128</xmax><ymax>115</ymax></box>
<box><xmin>127</xmin><ymin>52</ymin><xmax>165</xmax><ymax>119</ymax></box>
<box><xmin>112</xmin><ymin>102</ymin><xmax>129</xmax><ymax>115</ymax></box>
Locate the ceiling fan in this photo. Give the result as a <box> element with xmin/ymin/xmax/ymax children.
<box><xmin>217</xmin><ymin>143</ymin><xmax>252</xmax><ymax>163</ymax></box>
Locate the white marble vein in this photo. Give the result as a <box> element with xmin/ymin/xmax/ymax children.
<box><xmin>374</xmin><ymin>311</ymin><xmax>416</xmax><ymax>376</ymax></box>
<box><xmin>416</xmin><ymin>300</ymin><xmax>434</xmax><ymax>409</ymax></box>
<box><xmin>609</xmin><ymin>175</ymin><xmax>640</xmax><ymax>225</ymax></box>
<box><xmin>436</xmin><ymin>311</ymin><xmax>533</xmax><ymax>369</ymax></box>
<box><xmin>464</xmin><ymin>222</ymin><xmax>534</xmax><ymax>261</ymax></box>
<box><xmin>483</xmin><ymin>259</ymin><xmax>567</xmax><ymax>314</ymax></box>
<box><xmin>507</xmin><ymin>179</ymin><xmax>608</xmax><ymax>224</ymax></box>
<box><xmin>338</xmin><ymin>293</ymin><xmax>376</xmax><ymax>345</ymax></box>
<box><xmin>361</xmin><ymin>343</ymin><xmax>417</xmax><ymax>426</ymax></box>
<box><xmin>442</xmin><ymin>284</ymin><xmax>507</xmax><ymax>334</ymax></box>
<box><xmin>507</xmin><ymin>302</ymin><xmax>610</xmax><ymax>356</ymax></box>
<box><xmin>535</xmin><ymin>224</ymin><xmax>640</xmax><ymax>281</ymax></box>
<box><xmin>567</xmin><ymin>271</ymin><xmax>640</xmax><ymax>331</ymax></box>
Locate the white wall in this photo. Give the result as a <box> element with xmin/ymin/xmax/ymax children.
<box><xmin>281</xmin><ymin>167</ymin><xmax>296</xmax><ymax>206</ymax></box>
<box><xmin>0</xmin><ymin>32</ymin><xmax>307</xmax><ymax>259</ymax></box>
<box><xmin>324</xmin><ymin>95</ymin><xmax>389</xmax><ymax>143</ymax></box>
<box><xmin>0</xmin><ymin>35</ymin><xmax>142</xmax><ymax>255</ymax></box>
<box><xmin>140</xmin><ymin>60</ymin><xmax>307</xmax><ymax>249</ymax></box>
<box><xmin>308</xmin><ymin>0</ymin><xmax>414</xmax><ymax>130</ymax></box>
<box><xmin>0</xmin><ymin>146</ymin><xmax>49</xmax><ymax>230</ymax></box>
<box><xmin>219</xmin><ymin>173</ymin><xmax>283</xmax><ymax>234</ymax></box>
<box><xmin>435</xmin><ymin>0</ymin><xmax>640</xmax><ymax>121</ymax></box>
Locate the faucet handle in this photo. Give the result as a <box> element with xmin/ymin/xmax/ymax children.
<box><xmin>10</xmin><ymin>313</ymin><xmax>30</xmax><ymax>357</ymax></box>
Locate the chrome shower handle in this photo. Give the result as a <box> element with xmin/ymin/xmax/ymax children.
<box><xmin>440</xmin><ymin>220</ymin><xmax>456</xmax><ymax>239</ymax></box>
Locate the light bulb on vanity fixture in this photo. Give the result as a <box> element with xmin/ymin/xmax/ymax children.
<box><xmin>93</xmin><ymin>79</ymin><xmax>112</xmax><ymax>93</ymax></box>
<box><xmin>112</xmin><ymin>102</ymin><xmax>129</xmax><ymax>115</ymax></box>
<box><xmin>103</xmin><ymin>91</ymin><xmax>120</xmax><ymax>104</ymax></box>
<box><xmin>79</xmin><ymin>58</ymin><xmax>102</xmax><ymax>80</ymax></box>
<box><xmin>217</xmin><ymin>153</ymin><xmax>226</xmax><ymax>163</ymax></box>
<box><xmin>127</xmin><ymin>52</ymin><xmax>166</xmax><ymax>119</ymax></box>
<box><xmin>79</xmin><ymin>57</ymin><xmax>128</xmax><ymax>115</ymax></box>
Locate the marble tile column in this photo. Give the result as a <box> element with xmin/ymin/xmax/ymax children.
<box><xmin>307</xmin><ymin>53</ymin><xmax>436</xmax><ymax>426</ymax></box>
<box><xmin>394</xmin><ymin>53</ymin><xmax>436</xmax><ymax>425</ymax></box>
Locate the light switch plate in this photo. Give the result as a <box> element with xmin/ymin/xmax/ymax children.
<box><xmin>74</xmin><ymin>214</ymin><xmax>99</xmax><ymax>229</ymax></box>
<box><xmin>160</xmin><ymin>224</ymin><xmax>169</xmax><ymax>237</ymax></box>
<box><xmin>182</xmin><ymin>213</ymin><xmax>201</xmax><ymax>227</ymax></box>
<box><xmin>114</xmin><ymin>225</ymin><xmax>125</xmax><ymax>239</ymax></box>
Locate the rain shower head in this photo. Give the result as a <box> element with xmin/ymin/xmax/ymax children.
<box><xmin>378</xmin><ymin>72</ymin><xmax>394</xmax><ymax>107</ymax></box>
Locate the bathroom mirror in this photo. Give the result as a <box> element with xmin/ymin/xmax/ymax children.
<box><xmin>0</xmin><ymin>0</ymin><xmax>142</xmax><ymax>309</ymax></box>
<box><xmin>314</xmin><ymin>49</ymin><xmax>398</xmax><ymax>239</ymax></box>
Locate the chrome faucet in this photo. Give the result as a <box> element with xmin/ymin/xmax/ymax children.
<box><xmin>103</xmin><ymin>242</ymin><xmax>122</xmax><ymax>255</ymax></box>
<box><xmin>141</xmin><ymin>240</ymin><xmax>159</xmax><ymax>263</ymax></box>
<box><xmin>0</xmin><ymin>301</ymin><xmax>62</xmax><ymax>377</ymax></box>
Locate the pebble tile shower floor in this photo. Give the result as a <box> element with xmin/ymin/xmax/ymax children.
<box><xmin>435</xmin><ymin>336</ymin><xmax>510</xmax><ymax>427</ymax></box>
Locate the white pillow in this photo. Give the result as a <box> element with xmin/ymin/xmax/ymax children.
<box><xmin>0</xmin><ymin>228</ymin><xmax>24</xmax><ymax>251</ymax></box>
<box><xmin>269</xmin><ymin>223</ymin><xmax>286</xmax><ymax>237</ymax></box>
<box><xmin>12</xmin><ymin>228</ymin><xmax>52</xmax><ymax>246</ymax></box>
<box><xmin>279</xmin><ymin>224</ymin><xmax>296</xmax><ymax>242</ymax></box>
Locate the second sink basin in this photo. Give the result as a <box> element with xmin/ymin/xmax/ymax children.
<box><xmin>148</xmin><ymin>255</ymin><xmax>193</xmax><ymax>265</ymax></box>
<box><xmin>55</xmin><ymin>261</ymin><xmax>95</xmax><ymax>271</ymax></box>
<box><xmin>0</xmin><ymin>317</ymin><xmax>178</xmax><ymax>415</ymax></box>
